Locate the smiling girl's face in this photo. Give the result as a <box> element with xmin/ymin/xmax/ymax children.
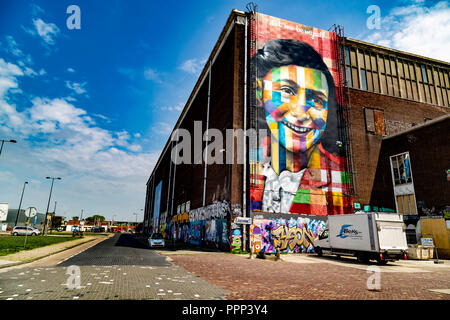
<box><xmin>263</xmin><ymin>65</ymin><xmax>328</xmax><ymax>153</ymax></box>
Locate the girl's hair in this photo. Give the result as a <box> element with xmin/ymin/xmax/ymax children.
<box><xmin>253</xmin><ymin>39</ymin><xmax>345</xmax><ymax>156</ymax></box>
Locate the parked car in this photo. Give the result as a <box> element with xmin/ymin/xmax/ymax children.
<box><xmin>148</xmin><ymin>233</ymin><xmax>165</xmax><ymax>248</ymax></box>
<box><xmin>91</xmin><ymin>227</ymin><xmax>104</xmax><ymax>233</ymax></box>
<box><xmin>11</xmin><ymin>226</ymin><xmax>41</xmax><ymax>236</ymax></box>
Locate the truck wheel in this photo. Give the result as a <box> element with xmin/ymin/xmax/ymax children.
<box><xmin>357</xmin><ymin>253</ymin><xmax>369</xmax><ymax>263</ymax></box>
<box><xmin>316</xmin><ymin>248</ymin><xmax>323</xmax><ymax>257</ymax></box>
<box><xmin>376</xmin><ymin>258</ymin><xmax>388</xmax><ymax>265</ymax></box>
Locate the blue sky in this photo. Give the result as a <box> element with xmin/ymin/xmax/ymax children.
<box><xmin>0</xmin><ymin>0</ymin><xmax>448</xmax><ymax>221</ymax></box>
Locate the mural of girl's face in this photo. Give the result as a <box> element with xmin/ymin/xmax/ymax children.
<box><xmin>263</xmin><ymin>65</ymin><xmax>329</xmax><ymax>153</ymax></box>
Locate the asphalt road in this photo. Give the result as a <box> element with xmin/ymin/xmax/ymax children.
<box><xmin>58</xmin><ymin>233</ymin><xmax>170</xmax><ymax>267</ymax></box>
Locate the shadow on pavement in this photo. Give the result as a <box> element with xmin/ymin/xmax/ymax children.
<box><xmin>113</xmin><ymin>233</ymin><xmax>148</xmax><ymax>249</ymax></box>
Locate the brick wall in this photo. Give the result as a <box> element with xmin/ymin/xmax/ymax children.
<box><xmin>348</xmin><ymin>88</ymin><xmax>449</xmax><ymax>205</ymax></box>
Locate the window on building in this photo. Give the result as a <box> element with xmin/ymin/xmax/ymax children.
<box><xmin>343</xmin><ymin>46</ymin><xmax>354</xmax><ymax>88</ymax></box>
<box><xmin>364</xmin><ymin>107</ymin><xmax>385</xmax><ymax>135</ymax></box>
<box><xmin>421</xmin><ymin>65</ymin><xmax>428</xmax><ymax>83</ymax></box>
<box><xmin>391</xmin><ymin>153</ymin><xmax>412</xmax><ymax>185</ymax></box>
<box><xmin>360</xmin><ymin>69</ymin><xmax>367</xmax><ymax>90</ymax></box>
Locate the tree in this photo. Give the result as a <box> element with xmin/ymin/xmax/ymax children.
<box><xmin>72</xmin><ymin>216</ymin><xmax>79</xmax><ymax>221</ymax></box>
<box><xmin>86</xmin><ymin>215</ymin><xmax>106</xmax><ymax>226</ymax></box>
<box><xmin>136</xmin><ymin>222</ymin><xmax>144</xmax><ymax>233</ymax></box>
<box><xmin>51</xmin><ymin>216</ymin><xmax>64</xmax><ymax>229</ymax></box>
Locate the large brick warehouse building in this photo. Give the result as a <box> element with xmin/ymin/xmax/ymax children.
<box><xmin>142</xmin><ymin>9</ymin><xmax>450</xmax><ymax>253</ymax></box>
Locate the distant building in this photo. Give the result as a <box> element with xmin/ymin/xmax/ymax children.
<box><xmin>4</xmin><ymin>209</ymin><xmax>46</xmax><ymax>230</ymax></box>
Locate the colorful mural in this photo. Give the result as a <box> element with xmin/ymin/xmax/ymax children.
<box><xmin>249</xmin><ymin>13</ymin><xmax>353</xmax><ymax>216</ymax></box>
<box><xmin>204</xmin><ymin>219</ymin><xmax>228</xmax><ymax>244</ymax></box>
<box><xmin>231</xmin><ymin>228</ymin><xmax>242</xmax><ymax>253</ymax></box>
<box><xmin>189</xmin><ymin>221</ymin><xmax>203</xmax><ymax>246</ymax></box>
<box><xmin>152</xmin><ymin>181</ymin><xmax>162</xmax><ymax>230</ymax></box>
<box><xmin>250</xmin><ymin>216</ymin><xmax>326</xmax><ymax>253</ymax></box>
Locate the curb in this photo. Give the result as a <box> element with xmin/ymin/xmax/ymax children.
<box><xmin>0</xmin><ymin>234</ymin><xmax>113</xmax><ymax>269</ymax></box>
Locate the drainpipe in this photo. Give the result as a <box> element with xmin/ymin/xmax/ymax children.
<box><xmin>242</xmin><ymin>15</ymin><xmax>248</xmax><ymax>251</ymax></box>
<box><xmin>202</xmin><ymin>63</ymin><xmax>212</xmax><ymax>207</ymax></box>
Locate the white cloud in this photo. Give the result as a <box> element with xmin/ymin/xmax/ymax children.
<box><xmin>31</xmin><ymin>3</ymin><xmax>45</xmax><ymax>16</ymax></box>
<box><xmin>160</xmin><ymin>103</ymin><xmax>184</xmax><ymax>112</ymax></box>
<box><xmin>363</xmin><ymin>1</ymin><xmax>450</xmax><ymax>62</ymax></box>
<box><xmin>179</xmin><ymin>58</ymin><xmax>206</xmax><ymax>74</ymax></box>
<box><xmin>143</xmin><ymin>68</ymin><xmax>162</xmax><ymax>82</ymax></box>
<box><xmin>152</xmin><ymin>121</ymin><xmax>174</xmax><ymax>136</ymax></box>
<box><xmin>26</xmin><ymin>18</ymin><xmax>60</xmax><ymax>46</ymax></box>
<box><xmin>65</xmin><ymin>81</ymin><xmax>87</xmax><ymax>95</ymax></box>
<box><xmin>67</xmin><ymin>68</ymin><xmax>76</xmax><ymax>73</ymax></box>
<box><xmin>0</xmin><ymin>58</ymin><xmax>24</xmax><ymax>97</ymax></box>
<box><xmin>5</xmin><ymin>35</ymin><xmax>24</xmax><ymax>57</ymax></box>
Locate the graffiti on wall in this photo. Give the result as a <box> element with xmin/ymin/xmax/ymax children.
<box><xmin>190</xmin><ymin>221</ymin><xmax>203</xmax><ymax>245</ymax></box>
<box><xmin>205</xmin><ymin>219</ymin><xmax>228</xmax><ymax>244</ymax></box>
<box><xmin>189</xmin><ymin>200</ymin><xmax>229</xmax><ymax>222</ymax></box>
<box><xmin>231</xmin><ymin>228</ymin><xmax>242</xmax><ymax>253</ymax></box>
<box><xmin>152</xmin><ymin>181</ymin><xmax>162</xmax><ymax>230</ymax></box>
<box><xmin>248</xmin><ymin>13</ymin><xmax>353</xmax><ymax>216</ymax></box>
<box><xmin>231</xmin><ymin>203</ymin><xmax>242</xmax><ymax>216</ymax></box>
<box><xmin>250</xmin><ymin>216</ymin><xmax>326</xmax><ymax>253</ymax></box>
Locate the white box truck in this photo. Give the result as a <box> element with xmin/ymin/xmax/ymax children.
<box><xmin>314</xmin><ymin>212</ymin><xmax>408</xmax><ymax>264</ymax></box>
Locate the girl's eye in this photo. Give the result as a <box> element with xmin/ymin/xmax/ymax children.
<box><xmin>281</xmin><ymin>87</ymin><xmax>295</xmax><ymax>95</ymax></box>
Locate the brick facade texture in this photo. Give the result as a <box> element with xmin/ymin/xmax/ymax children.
<box><xmin>348</xmin><ymin>88</ymin><xmax>449</xmax><ymax>206</ymax></box>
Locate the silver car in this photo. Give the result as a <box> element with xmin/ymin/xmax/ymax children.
<box><xmin>11</xmin><ymin>226</ymin><xmax>41</xmax><ymax>236</ymax></box>
<box><xmin>148</xmin><ymin>233</ymin><xmax>165</xmax><ymax>248</ymax></box>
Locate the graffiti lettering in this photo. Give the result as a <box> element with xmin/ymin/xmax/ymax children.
<box><xmin>251</xmin><ymin>217</ymin><xmax>325</xmax><ymax>254</ymax></box>
<box><xmin>189</xmin><ymin>201</ymin><xmax>229</xmax><ymax>222</ymax></box>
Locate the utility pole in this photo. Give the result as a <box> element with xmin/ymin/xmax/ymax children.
<box><xmin>15</xmin><ymin>181</ymin><xmax>28</xmax><ymax>227</ymax></box>
<box><xmin>0</xmin><ymin>139</ymin><xmax>17</xmax><ymax>157</ymax></box>
<box><xmin>44</xmin><ymin>177</ymin><xmax>61</xmax><ymax>236</ymax></box>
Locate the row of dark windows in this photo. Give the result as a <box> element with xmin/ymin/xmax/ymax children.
<box><xmin>343</xmin><ymin>46</ymin><xmax>450</xmax><ymax>108</ymax></box>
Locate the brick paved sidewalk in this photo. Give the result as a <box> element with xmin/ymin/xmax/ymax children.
<box><xmin>170</xmin><ymin>253</ymin><xmax>450</xmax><ymax>300</ymax></box>
<box><xmin>0</xmin><ymin>235</ymin><xmax>112</xmax><ymax>268</ymax></box>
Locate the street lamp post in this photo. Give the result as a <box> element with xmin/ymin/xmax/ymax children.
<box><xmin>44</xmin><ymin>177</ymin><xmax>61</xmax><ymax>236</ymax></box>
<box><xmin>15</xmin><ymin>181</ymin><xmax>28</xmax><ymax>227</ymax></box>
<box><xmin>0</xmin><ymin>139</ymin><xmax>17</xmax><ymax>157</ymax></box>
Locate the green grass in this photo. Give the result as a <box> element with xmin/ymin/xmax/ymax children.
<box><xmin>0</xmin><ymin>235</ymin><xmax>77</xmax><ymax>256</ymax></box>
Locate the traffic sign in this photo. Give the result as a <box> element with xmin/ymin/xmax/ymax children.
<box><xmin>421</xmin><ymin>238</ymin><xmax>434</xmax><ymax>247</ymax></box>
<box><xmin>24</xmin><ymin>207</ymin><xmax>37</xmax><ymax>218</ymax></box>
<box><xmin>235</xmin><ymin>217</ymin><xmax>252</xmax><ymax>225</ymax></box>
